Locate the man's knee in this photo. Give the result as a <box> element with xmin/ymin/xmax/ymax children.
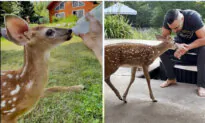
<box><xmin>198</xmin><ymin>46</ymin><xmax>205</xmax><ymax>55</ymax></box>
<box><xmin>197</xmin><ymin>46</ymin><xmax>205</xmax><ymax>67</ymax></box>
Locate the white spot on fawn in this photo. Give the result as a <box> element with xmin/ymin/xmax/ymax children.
<box><xmin>10</xmin><ymin>85</ymin><xmax>20</xmax><ymax>95</ymax></box>
<box><xmin>1</xmin><ymin>95</ymin><xmax>5</xmax><ymax>98</ymax></box>
<box><xmin>16</xmin><ymin>75</ymin><xmax>19</xmax><ymax>79</ymax></box>
<box><xmin>26</xmin><ymin>80</ymin><xmax>33</xmax><ymax>90</ymax></box>
<box><xmin>13</xmin><ymin>97</ymin><xmax>17</xmax><ymax>102</ymax></box>
<box><xmin>3</xmin><ymin>108</ymin><xmax>16</xmax><ymax>113</ymax></box>
<box><xmin>7</xmin><ymin>74</ymin><xmax>13</xmax><ymax>79</ymax></box>
<box><xmin>12</xmin><ymin>104</ymin><xmax>15</xmax><ymax>107</ymax></box>
<box><xmin>1</xmin><ymin>100</ymin><xmax>6</xmax><ymax>107</ymax></box>
<box><xmin>2</xmin><ymin>82</ymin><xmax>7</xmax><ymax>86</ymax></box>
<box><xmin>8</xmin><ymin>100</ymin><xmax>12</xmax><ymax>104</ymax></box>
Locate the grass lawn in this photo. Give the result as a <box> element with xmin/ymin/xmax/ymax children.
<box><xmin>133</xmin><ymin>28</ymin><xmax>161</xmax><ymax>40</ymax></box>
<box><xmin>1</xmin><ymin>34</ymin><xmax>102</xmax><ymax>123</ymax></box>
<box><xmin>105</xmin><ymin>27</ymin><xmax>176</xmax><ymax>40</ymax></box>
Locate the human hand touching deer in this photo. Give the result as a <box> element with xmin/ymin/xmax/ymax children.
<box><xmin>174</xmin><ymin>43</ymin><xmax>189</xmax><ymax>59</ymax></box>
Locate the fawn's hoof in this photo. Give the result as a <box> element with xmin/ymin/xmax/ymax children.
<box><xmin>117</xmin><ymin>95</ymin><xmax>123</xmax><ymax>101</ymax></box>
<box><xmin>122</xmin><ymin>96</ymin><xmax>127</xmax><ymax>103</ymax></box>
<box><xmin>76</xmin><ymin>84</ymin><xmax>85</xmax><ymax>91</ymax></box>
<box><xmin>152</xmin><ymin>99</ymin><xmax>158</xmax><ymax>102</ymax></box>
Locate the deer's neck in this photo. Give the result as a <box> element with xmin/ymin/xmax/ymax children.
<box><xmin>153</xmin><ymin>42</ymin><xmax>169</xmax><ymax>59</ymax></box>
<box><xmin>20</xmin><ymin>45</ymin><xmax>50</xmax><ymax>87</ymax></box>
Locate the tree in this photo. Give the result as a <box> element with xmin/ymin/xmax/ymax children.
<box><xmin>0</xmin><ymin>1</ymin><xmax>21</xmax><ymax>26</ymax></box>
<box><xmin>19</xmin><ymin>1</ymin><xmax>35</xmax><ymax>21</ymax></box>
<box><xmin>123</xmin><ymin>1</ymin><xmax>205</xmax><ymax>28</ymax></box>
<box><xmin>0</xmin><ymin>2</ymin><xmax>4</xmax><ymax>26</ymax></box>
<box><xmin>124</xmin><ymin>2</ymin><xmax>153</xmax><ymax>28</ymax></box>
<box><xmin>33</xmin><ymin>1</ymin><xmax>49</xmax><ymax>18</ymax></box>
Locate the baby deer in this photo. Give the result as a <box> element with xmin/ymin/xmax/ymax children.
<box><xmin>1</xmin><ymin>15</ymin><xmax>83</xmax><ymax>123</ymax></box>
<box><xmin>104</xmin><ymin>35</ymin><xmax>176</xmax><ymax>103</ymax></box>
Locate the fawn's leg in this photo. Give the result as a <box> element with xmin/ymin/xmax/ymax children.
<box><xmin>41</xmin><ymin>85</ymin><xmax>84</xmax><ymax>98</ymax></box>
<box><xmin>122</xmin><ymin>67</ymin><xmax>137</xmax><ymax>103</ymax></box>
<box><xmin>105</xmin><ymin>77</ymin><xmax>122</xmax><ymax>100</ymax></box>
<box><xmin>142</xmin><ymin>66</ymin><xmax>157</xmax><ymax>102</ymax></box>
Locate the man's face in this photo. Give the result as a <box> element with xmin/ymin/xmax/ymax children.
<box><xmin>168</xmin><ymin>14</ymin><xmax>184</xmax><ymax>33</ymax></box>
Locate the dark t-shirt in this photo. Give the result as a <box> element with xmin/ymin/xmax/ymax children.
<box><xmin>163</xmin><ymin>9</ymin><xmax>204</xmax><ymax>44</ymax></box>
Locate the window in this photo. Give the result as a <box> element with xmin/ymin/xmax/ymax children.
<box><xmin>72</xmin><ymin>10</ymin><xmax>84</xmax><ymax>18</ymax></box>
<box><xmin>55</xmin><ymin>12</ymin><xmax>65</xmax><ymax>18</ymax></box>
<box><xmin>72</xmin><ymin>1</ymin><xmax>85</xmax><ymax>7</ymax></box>
<box><xmin>55</xmin><ymin>2</ymin><xmax>65</xmax><ymax>10</ymax></box>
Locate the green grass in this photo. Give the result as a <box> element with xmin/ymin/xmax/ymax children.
<box><xmin>1</xmin><ymin>35</ymin><xmax>102</xmax><ymax>123</ymax></box>
<box><xmin>133</xmin><ymin>28</ymin><xmax>161</xmax><ymax>40</ymax></box>
<box><xmin>132</xmin><ymin>28</ymin><xmax>175</xmax><ymax>40</ymax></box>
<box><xmin>105</xmin><ymin>24</ymin><xmax>175</xmax><ymax>40</ymax></box>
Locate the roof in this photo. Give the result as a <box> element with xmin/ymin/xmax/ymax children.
<box><xmin>47</xmin><ymin>1</ymin><xmax>59</xmax><ymax>10</ymax></box>
<box><xmin>104</xmin><ymin>2</ymin><xmax>137</xmax><ymax>15</ymax></box>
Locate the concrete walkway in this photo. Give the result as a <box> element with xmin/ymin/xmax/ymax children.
<box><xmin>104</xmin><ymin>39</ymin><xmax>205</xmax><ymax>123</ymax></box>
<box><xmin>105</xmin><ymin>75</ymin><xmax>205</xmax><ymax>123</ymax></box>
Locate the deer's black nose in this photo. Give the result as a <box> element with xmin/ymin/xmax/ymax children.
<box><xmin>68</xmin><ymin>29</ymin><xmax>72</xmax><ymax>34</ymax></box>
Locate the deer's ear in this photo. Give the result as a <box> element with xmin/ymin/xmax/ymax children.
<box><xmin>155</xmin><ymin>35</ymin><xmax>166</xmax><ymax>41</ymax></box>
<box><xmin>5</xmin><ymin>15</ymin><xmax>29</xmax><ymax>46</ymax></box>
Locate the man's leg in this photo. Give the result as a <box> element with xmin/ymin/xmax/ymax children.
<box><xmin>197</xmin><ymin>46</ymin><xmax>205</xmax><ymax>97</ymax></box>
<box><xmin>160</xmin><ymin>50</ymin><xmax>177</xmax><ymax>88</ymax></box>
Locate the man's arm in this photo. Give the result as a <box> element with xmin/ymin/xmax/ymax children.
<box><xmin>174</xmin><ymin>26</ymin><xmax>205</xmax><ymax>59</ymax></box>
<box><xmin>187</xmin><ymin>26</ymin><xmax>205</xmax><ymax>50</ymax></box>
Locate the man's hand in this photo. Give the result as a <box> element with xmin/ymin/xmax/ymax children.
<box><xmin>174</xmin><ymin>43</ymin><xmax>189</xmax><ymax>59</ymax></box>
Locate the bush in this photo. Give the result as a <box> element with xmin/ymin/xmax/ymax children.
<box><xmin>105</xmin><ymin>15</ymin><xmax>134</xmax><ymax>39</ymax></box>
<box><xmin>39</xmin><ymin>17</ymin><xmax>49</xmax><ymax>24</ymax></box>
<box><xmin>52</xmin><ymin>16</ymin><xmax>60</xmax><ymax>23</ymax></box>
<box><xmin>133</xmin><ymin>28</ymin><xmax>161</xmax><ymax>40</ymax></box>
<box><xmin>52</xmin><ymin>15</ymin><xmax>78</xmax><ymax>23</ymax></box>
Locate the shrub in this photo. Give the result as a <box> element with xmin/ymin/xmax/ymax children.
<box><xmin>133</xmin><ymin>28</ymin><xmax>161</xmax><ymax>40</ymax></box>
<box><xmin>52</xmin><ymin>15</ymin><xmax>78</xmax><ymax>23</ymax></box>
<box><xmin>52</xmin><ymin>16</ymin><xmax>60</xmax><ymax>23</ymax></box>
<box><xmin>39</xmin><ymin>17</ymin><xmax>49</xmax><ymax>24</ymax></box>
<box><xmin>105</xmin><ymin>15</ymin><xmax>134</xmax><ymax>39</ymax></box>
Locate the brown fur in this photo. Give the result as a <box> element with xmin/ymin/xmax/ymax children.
<box><xmin>1</xmin><ymin>15</ymin><xmax>83</xmax><ymax>123</ymax></box>
<box><xmin>80</xmin><ymin>13</ymin><xmax>102</xmax><ymax>65</ymax></box>
<box><xmin>104</xmin><ymin>36</ymin><xmax>176</xmax><ymax>103</ymax></box>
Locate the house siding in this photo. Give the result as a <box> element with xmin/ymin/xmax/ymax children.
<box><xmin>48</xmin><ymin>1</ymin><xmax>99</xmax><ymax>23</ymax></box>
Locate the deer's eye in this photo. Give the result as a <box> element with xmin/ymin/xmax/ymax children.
<box><xmin>46</xmin><ymin>29</ymin><xmax>54</xmax><ymax>37</ymax></box>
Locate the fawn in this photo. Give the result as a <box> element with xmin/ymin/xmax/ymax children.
<box><xmin>104</xmin><ymin>35</ymin><xmax>177</xmax><ymax>103</ymax></box>
<box><xmin>1</xmin><ymin>15</ymin><xmax>84</xmax><ymax>123</ymax></box>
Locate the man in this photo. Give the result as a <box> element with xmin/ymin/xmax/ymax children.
<box><xmin>160</xmin><ymin>9</ymin><xmax>205</xmax><ymax>97</ymax></box>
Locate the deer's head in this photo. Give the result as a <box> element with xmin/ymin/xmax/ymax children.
<box><xmin>155</xmin><ymin>35</ymin><xmax>177</xmax><ymax>50</ymax></box>
<box><xmin>3</xmin><ymin>15</ymin><xmax>73</xmax><ymax>50</ymax></box>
